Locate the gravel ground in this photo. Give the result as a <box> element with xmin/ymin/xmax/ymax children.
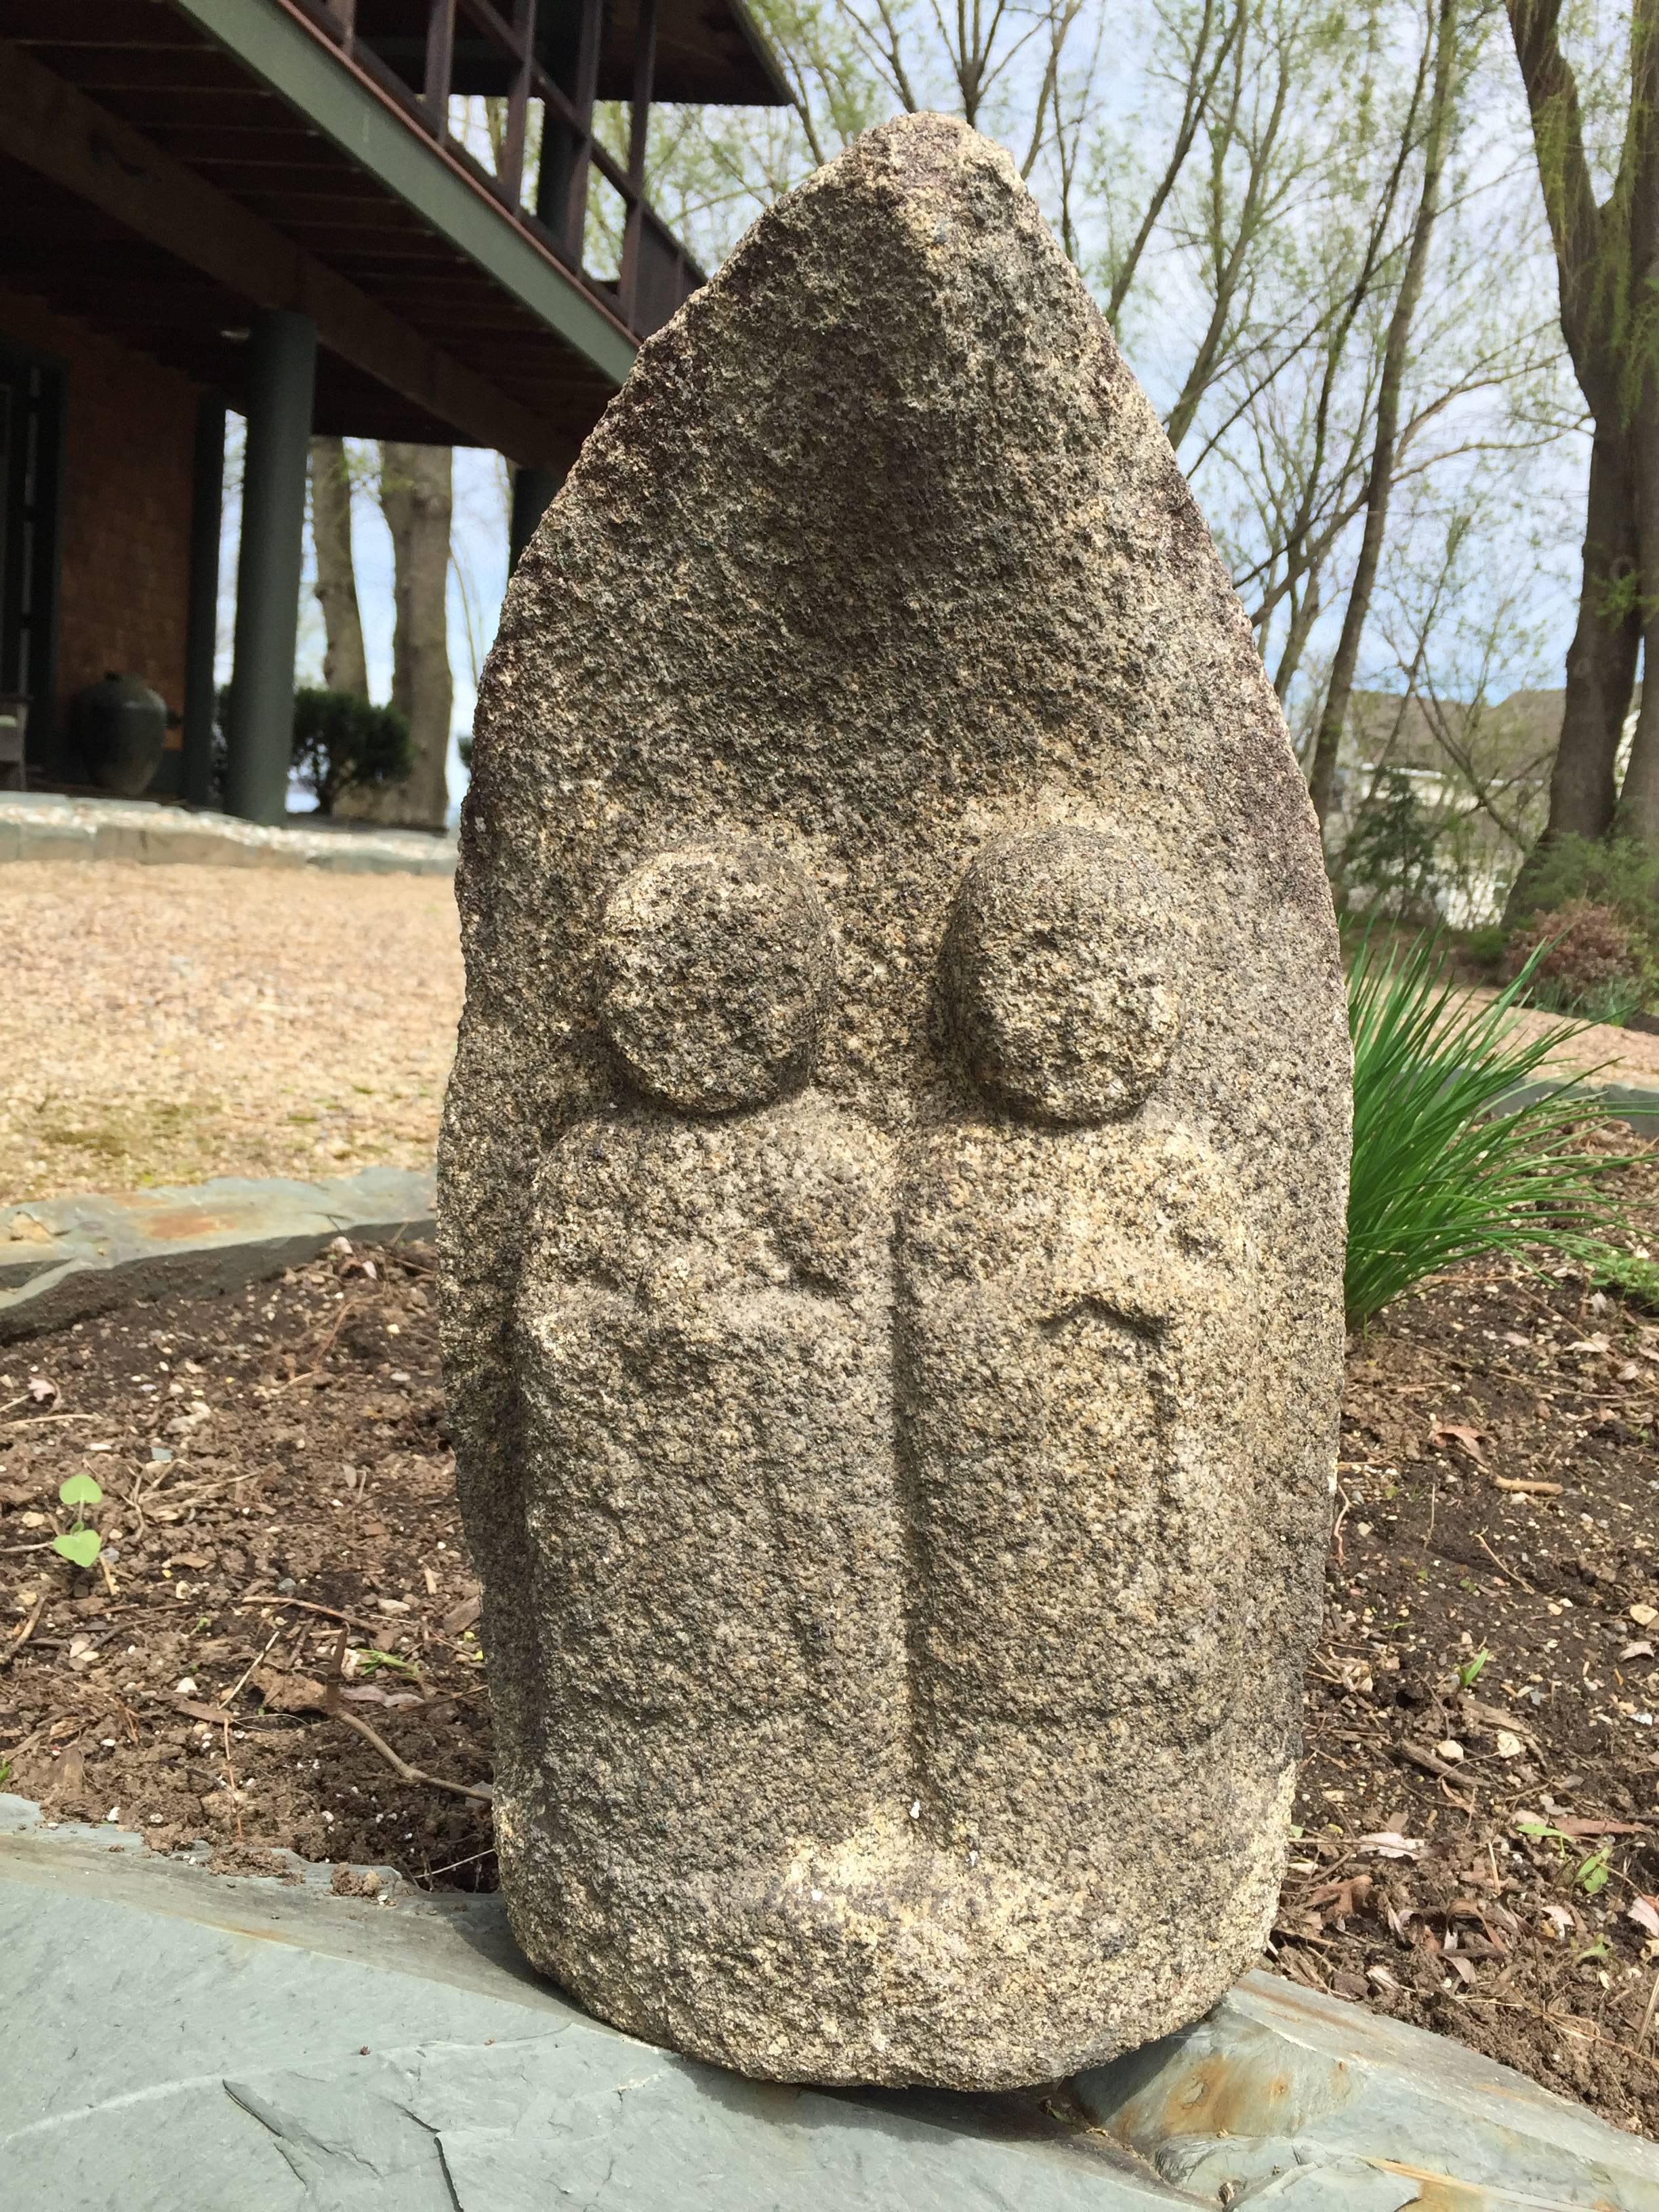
<box><xmin>1471</xmin><ymin>994</ymin><xmax>1659</xmax><ymax>1086</ymax></box>
<box><xmin>0</xmin><ymin>864</ymin><xmax>462</xmax><ymax>1204</ymax></box>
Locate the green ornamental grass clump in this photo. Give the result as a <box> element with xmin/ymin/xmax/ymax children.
<box><xmin>1345</xmin><ymin>933</ymin><xmax>1630</xmax><ymax>1329</ymax></box>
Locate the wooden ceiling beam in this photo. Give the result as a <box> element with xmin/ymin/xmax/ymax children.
<box><xmin>0</xmin><ymin>36</ymin><xmax>572</xmax><ymax>464</ymax></box>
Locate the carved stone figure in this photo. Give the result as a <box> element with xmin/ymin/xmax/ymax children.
<box><xmin>441</xmin><ymin>112</ymin><xmax>1349</xmax><ymax>2089</ymax></box>
<box><xmin>514</xmin><ymin>844</ymin><xmax>911</xmax><ymax>1968</ymax></box>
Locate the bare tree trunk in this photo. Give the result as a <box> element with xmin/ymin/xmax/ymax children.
<box><xmin>1502</xmin><ymin>0</ymin><xmax>1654</xmax><ymax>876</ymax></box>
<box><xmin>342</xmin><ymin>443</ymin><xmax>453</xmax><ymax>830</ymax></box>
<box><xmin>1549</xmin><ymin>430</ymin><xmax>1643</xmax><ymax>836</ymax></box>
<box><xmin>1105</xmin><ymin>0</ymin><xmax>1243</xmax><ymax>325</ymax></box>
<box><xmin>1163</xmin><ymin>20</ymin><xmax>1295</xmax><ymax>453</ymax></box>
<box><xmin>1308</xmin><ymin>0</ymin><xmax>1458</xmax><ymax>831</ymax></box>
<box><xmin>308</xmin><ymin>436</ymin><xmax>368</xmax><ymax>699</ymax></box>
<box><xmin>1603</xmin><ymin>1</ymin><xmax>1659</xmax><ymax>839</ymax></box>
<box><xmin>1271</xmin><ymin>572</ymin><xmax>1320</xmax><ymax>704</ymax></box>
<box><xmin>1611</xmin><ymin>419</ymin><xmax>1659</xmax><ymax>838</ymax></box>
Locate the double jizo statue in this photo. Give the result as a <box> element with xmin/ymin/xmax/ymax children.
<box><xmin>440</xmin><ymin>115</ymin><xmax>1348</xmax><ymax>2089</ymax></box>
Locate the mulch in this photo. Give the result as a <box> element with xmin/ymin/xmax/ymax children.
<box><xmin>3</xmin><ymin>1202</ymin><xmax>1659</xmax><ymax>2141</ymax></box>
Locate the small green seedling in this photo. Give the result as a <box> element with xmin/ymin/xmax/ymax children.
<box><xmin>1576</xmin><ymin>1845</ymin><xmax>1612</xmax><ymax>1898</ymax></box>
<box><xmin>1516</xmin><ymin>1822</ymin><xmax>1615</xmax><ymax>1898</ymax></box>
<box><xmin>1457</xmin><ymin>1647</ymin><xmax>1490</xmax><ymax>1690</ymax></box>
<box><xmin>0</xmin><ymin>1755</ymin><xmax>11</xmax><ymax>1787</ymax></box>
<box><xmin>354</xmin><ymin>1648</ymin><xmax>419</xmax><ymax>1680</ymax></box>
<box><xmin>1517</xmin><ymin>1818</ymin><xmax>1570</xmax><ymax>1849</ymax></box>
<box><xmin>52</xmin><ymin>1473</ymin><xmax>102</xmax><ymax>1570</ymax></box>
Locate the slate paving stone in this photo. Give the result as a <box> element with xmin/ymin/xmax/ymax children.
<box><xmin>0</xmin><ymin>1800</ymin><xmax>1186</xmax><ymax>2211</ymax></box>
<box><xmin>0</xmin><ymin>1166</ymin><xmax>434</xmax><ymax>1338</ymax></box>
<box><xmin>3</xmin><ymin>1796</ymin><xmax>1656</xmax><ymax>2209</ymax></box>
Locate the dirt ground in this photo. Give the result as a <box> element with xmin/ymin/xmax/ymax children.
<box><xmin>3</xmin><ymin>1212</ymin><xmax>1659</xmax><ymax>2141</ymax></box>
<box><xmin>0</xmin><ymin>863</ymin><xmax>462</xmax><ymax>1203</ymax></box>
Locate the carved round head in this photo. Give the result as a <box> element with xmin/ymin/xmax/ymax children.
<box><xmin>596</xmin><ymin>842</ymin><xmax>834</xmax><ymax>1113</ymax></box>
<box><xmin>941</xmin><ymin>825</ymin><xmax>1179</xmax><ymax>1123</ymax></box>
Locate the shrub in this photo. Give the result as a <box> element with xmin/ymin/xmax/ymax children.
<box><xmin>1334</xmin><ymin>767</ymin><xmax>1443</xmax><ymax>922</ymax></box>
<box><xmin>1503</xmin><ymin>899</ymin><xmax>1650</xmax><ymax>1024</ymax></box>
<box><xmin>1463</xmin><ymin>922</ymin><xmax>1509</xmax><ymax>970</ymax></box>
<box><xmin>290</xmin><ymin>689</ymin><xmax>412</xmax><ymax>815</ymax></box>
<box><xmin>1345</xmin><ymin>932</ymin><xmax>1627</xmax><ymax>1328</ymax></box>
<box><xmin>1517</xmin><ymin>834</ymin><xmax>1659</xmax><ymax>933</ymax></box>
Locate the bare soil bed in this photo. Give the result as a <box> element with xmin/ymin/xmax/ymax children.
<box><xmin>3</xmin><ymin>1214</ymin><xmax>1659</xmax><ymax>2139</ymax></box>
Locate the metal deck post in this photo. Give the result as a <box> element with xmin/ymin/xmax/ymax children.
<box><xmin>226</xmin><ymin>309</ymin><xmax>316</xmax><ymax>824</ymax></box>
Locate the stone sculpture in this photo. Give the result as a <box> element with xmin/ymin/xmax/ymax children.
<box><xmin>440</xmin><ymin>110</ymin><xmax>1349</xmax><ymax>2090</ymax></box>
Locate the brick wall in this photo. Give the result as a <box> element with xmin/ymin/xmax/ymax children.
<box><xmin>0</xmin><ymin>285</ymin><xmax>199</xmax><ymax>750</ymax></box>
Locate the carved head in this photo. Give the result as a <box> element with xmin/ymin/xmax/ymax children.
<box><xmin>596</xmin><ymin>842</ymin><xmax>835</xmax><ymax>1113</ymax></box>
<box><xmin>941</xmin><ymin>825</ymin><xmax>1179</xmax><ymax>1123</ymax></box>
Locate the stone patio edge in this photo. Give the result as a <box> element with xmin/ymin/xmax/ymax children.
<box><xmin>0</xmin><ymin>794</ymin><xmax>457</xmax><ymax>875</ymax></box>
<box><xmin>0</xmin><ymin>1166</ymin><xmax>435</xmax><ymax>1340</ymax></box>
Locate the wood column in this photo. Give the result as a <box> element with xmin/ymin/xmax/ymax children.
<box><xmin>182</xmin><ymin>391</ymin><xmax>225</xmax><ymax>809</ymax></box>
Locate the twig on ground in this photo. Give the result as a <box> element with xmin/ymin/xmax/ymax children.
<box><xmin>327</xmin><ymin>1706</ymin><xmax>492</xmax><ymax>1804</ymax></box>
<box><xmin>1467</xmin><ymin>1994</ymin><xmax>1659</xmax><ymax>2081</ymax></box>
<box><xmin>220</xmin><ymin>1625</ymin><xmax>285</xmax><ymax>1709</ymax></box>
<box><xmin>1401</xmin><ymin>1740</ymin><xmax>1475</xmax><ymax>1785</ymax></box>
<box><xmin>0</xmin><ymin>1592</ymin><xmax>47</xmax><ymax>1667</ymax></box>
<box><xmin>1475</xmin><ymin>1531</ymin><xmax>1533</xmax><ymax>1591</ymax></box>
<box><xmin>417</xmin><ymin>1845</ymin><xmax>497</xmax><ymax>1885</ymax></box>
<box><xmin>222</xmin><ymin>1716</ymin><xmax>243</xmax><ymax>1844</ymax></box>
<box><xmin>237</xmin><ymin>1589</ymin><xmax>386</xmax><ymax>1635</ymax></box>
<box><xmin>280</xmin><ymin>1294</ymin><xmax>372</xmax><ymax>1391</ymax></box>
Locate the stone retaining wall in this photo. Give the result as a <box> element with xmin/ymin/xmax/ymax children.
<box><xmin>0</xmin><ymin>794</ymin><xmax>457</xmax><ymax>875</ymax></box>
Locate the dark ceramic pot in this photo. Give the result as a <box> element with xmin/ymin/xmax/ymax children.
<box><xmin>71</xmin><ymin>672</ymin><xmax>169</xmax><ymax>798</ymax></box>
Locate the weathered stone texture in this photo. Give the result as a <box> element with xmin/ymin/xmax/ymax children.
<box><xmin>440</xmin><ymin>110</ymin><xmax>1349</xmax><ymax>2089</ymax></box>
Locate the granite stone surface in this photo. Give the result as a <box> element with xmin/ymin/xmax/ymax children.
<box><xmin>441</xmin><ymin>112</ymin><xmax>1350</xmax><ymax>2087</ymax></box>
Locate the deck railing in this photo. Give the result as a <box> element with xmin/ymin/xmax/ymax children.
<box><xmin>287</xmin><ymin>0</ymin><xmax>699</xmax><ymax>340</ymax></box>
